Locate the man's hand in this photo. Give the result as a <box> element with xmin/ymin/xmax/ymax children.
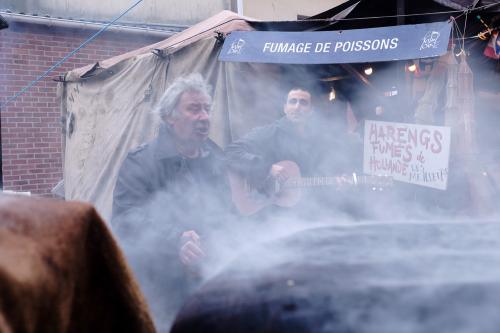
<box><xmin>335</xmin><ymin>175</ymin><xmax>353</xmax><ymax>190</ymax></box>
<box><xmin>269</xmin><ymin>163</ymin><xmax>287</xmax><ymax>184</ymax></box>
<box><xmin>179</xmin><ymin>230</ymin><xmax>205</xmax><ymax>266</ymax></box>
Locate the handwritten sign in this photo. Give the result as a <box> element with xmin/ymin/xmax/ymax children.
<box><xmin>363</xmin><ymin>120</ymin><xmax>451</xmax><ymax>190</ymax></box>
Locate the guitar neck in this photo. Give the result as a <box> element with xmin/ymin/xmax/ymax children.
<box><xmin>284</xmin><ymin>174</ymin><xmax>393</xmax><ymax>189</ymax></box>
<box><xmin>285</xmin><ymin>177</ymin><xmax>339</xmax><ymax>188</ymax></box>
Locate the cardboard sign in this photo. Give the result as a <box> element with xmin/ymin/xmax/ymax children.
<box><xmin>219</xmin><ymin>21</ymin><xmax>451</xmax><ymax>64</ymax></box>
<box><xmin>363</xmin><ymin>120</ymin><xmax>451</xmax><ymax>190</ymax></box>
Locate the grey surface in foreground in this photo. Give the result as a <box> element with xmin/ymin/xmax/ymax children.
<box><xmin>172</xmin><ymin>221</ymin><xmax>500</xmax><ymax>333</ymax></box>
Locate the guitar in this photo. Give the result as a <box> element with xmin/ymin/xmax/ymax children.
<box><xmin>228</xmin><ymin>160</ymin><xmax>393</xmax><ymax>216</ymax></box>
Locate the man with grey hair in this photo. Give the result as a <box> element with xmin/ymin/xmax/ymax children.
<box><xmin>112</xmin><ymin>73</ymin><xmax>231</xmax><ymax>331</ymax></box>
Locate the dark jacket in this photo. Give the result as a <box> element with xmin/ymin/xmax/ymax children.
<box><xmin>225</xmin><ymin>115</ymin><xmax>360</xmax><ymax>186</ymax></box>
<box><xmin>225</xmin><ymin>115</ymin><xmax>362</xmax><ymax>218</ymax></box>
<box><xmin>111</xmin><ymin>125</ymin><xmax>231</xmax><ymax>332</ymax></box>
<box><xmin>112</xmin><ymin>124</ymin><xmax>230</xmax><ymax>233</ymax></box>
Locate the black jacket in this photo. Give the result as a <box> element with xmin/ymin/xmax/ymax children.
<box><xmin>111</xmin><ymin>125</ymin><xmax>231</xmax><ymax>331</ymax></box>
<box><xmin>225</xmin><ymin>115</ymin><xmax>362</xmax><ymax>218</ymax></box>
<box><xmin>112</xmin><ymin>124</ymin><xmax>230</xmax><ymax>233</ymax></box>
<box><xmin>225</xmin><ymin>115</ymin><xmax>361</xmax><ymax>187</ymax></box>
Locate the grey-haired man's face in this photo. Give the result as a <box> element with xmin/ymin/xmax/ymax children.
<box><xmin>165</xmin><ymin>90</ymin><xmax>211</xmax><ymax>144</ymax></box>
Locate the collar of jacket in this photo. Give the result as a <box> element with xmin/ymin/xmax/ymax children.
<box><xmin>152</xmin><ymin>124</ymin><xmax>213</xmax><ymax>160</ymax></box>
<box><xmin>277</xmin><ymin>115</ymin><xmax>318</xmax><ymax>136</ymax></box>
<box><xmin>277</xmin><ymin>110</ymin><xmax>327</xmax><ymax>134</ymax></box>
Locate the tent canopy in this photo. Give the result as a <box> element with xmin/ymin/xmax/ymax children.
<box><xmin>65</xmin><ymin>10</ymin><xmax>254</xmax><ymax>80</ymax></box>
<box><xmin>61</xmin><ymin>10</ymin><xmax>279</xmax><ymax>220</ymax></box>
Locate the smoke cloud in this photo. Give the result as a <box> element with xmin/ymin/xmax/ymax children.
<box><xmin>113</xmin><ymin>59</ymin><xmax>500</xmax><ymax>333</ymax></box>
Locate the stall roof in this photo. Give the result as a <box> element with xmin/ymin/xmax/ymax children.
<box><xmin>65</xmin><ymin>10</ymin><xmax>254</xmax><ymax>80</ymax></box>
<box><xmin>66</xmin><ymin>3</ymin><xmax>359</xmax><ymax>80</ymax></box>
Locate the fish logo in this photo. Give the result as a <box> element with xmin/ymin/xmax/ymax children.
<box><xmin>420</xmin><ymin>31</ymin><xmax>441</xmax><ymax>50</ymax></box>
<box><xmin>227</xmin><ymin>38</ymin><xmax>246</xmax><ymax>55</ymax></box>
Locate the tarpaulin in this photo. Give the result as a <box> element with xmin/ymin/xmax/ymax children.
<box><xmin>61</xmin><ymin>11</ymin><xmax>287</xmax><ymax>221</ymax></box>
<box><xmin>0</xmin><ymin>194</ymin><xmax>155</xmax><ymax>333</ymax></box>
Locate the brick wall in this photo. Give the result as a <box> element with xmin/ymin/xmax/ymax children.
<box><xmin>0</xmin><ymin>21</ymin><xmax>165</xmax><ymax>196</ymax></box>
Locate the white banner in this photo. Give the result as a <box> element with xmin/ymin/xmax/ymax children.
<box><xmin>363</xmin><ymin>120</ymin><xmax>451</xmax><ymax>190</ymax></box>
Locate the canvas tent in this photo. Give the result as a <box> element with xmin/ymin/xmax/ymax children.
<box><xmin>60</xmin><ymin>10</ymin><xmax>295</xmax><ymax>221</ymax></box>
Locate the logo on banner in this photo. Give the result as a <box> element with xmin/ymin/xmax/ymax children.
<box><xmin>420</xmin><ymin>31</ymin><xmax>441</xmax><ymax>50</ymax></box>
<box><xmin>227</xmin><ymin>38</ymin><xmax>246</xmax><ymax>55</ymax></box>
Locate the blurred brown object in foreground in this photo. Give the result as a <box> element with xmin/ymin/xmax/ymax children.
<box><xmin>0</xmin><ymin>195</ymin><xmax>156</xmax><ymax>333</ymax></box>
